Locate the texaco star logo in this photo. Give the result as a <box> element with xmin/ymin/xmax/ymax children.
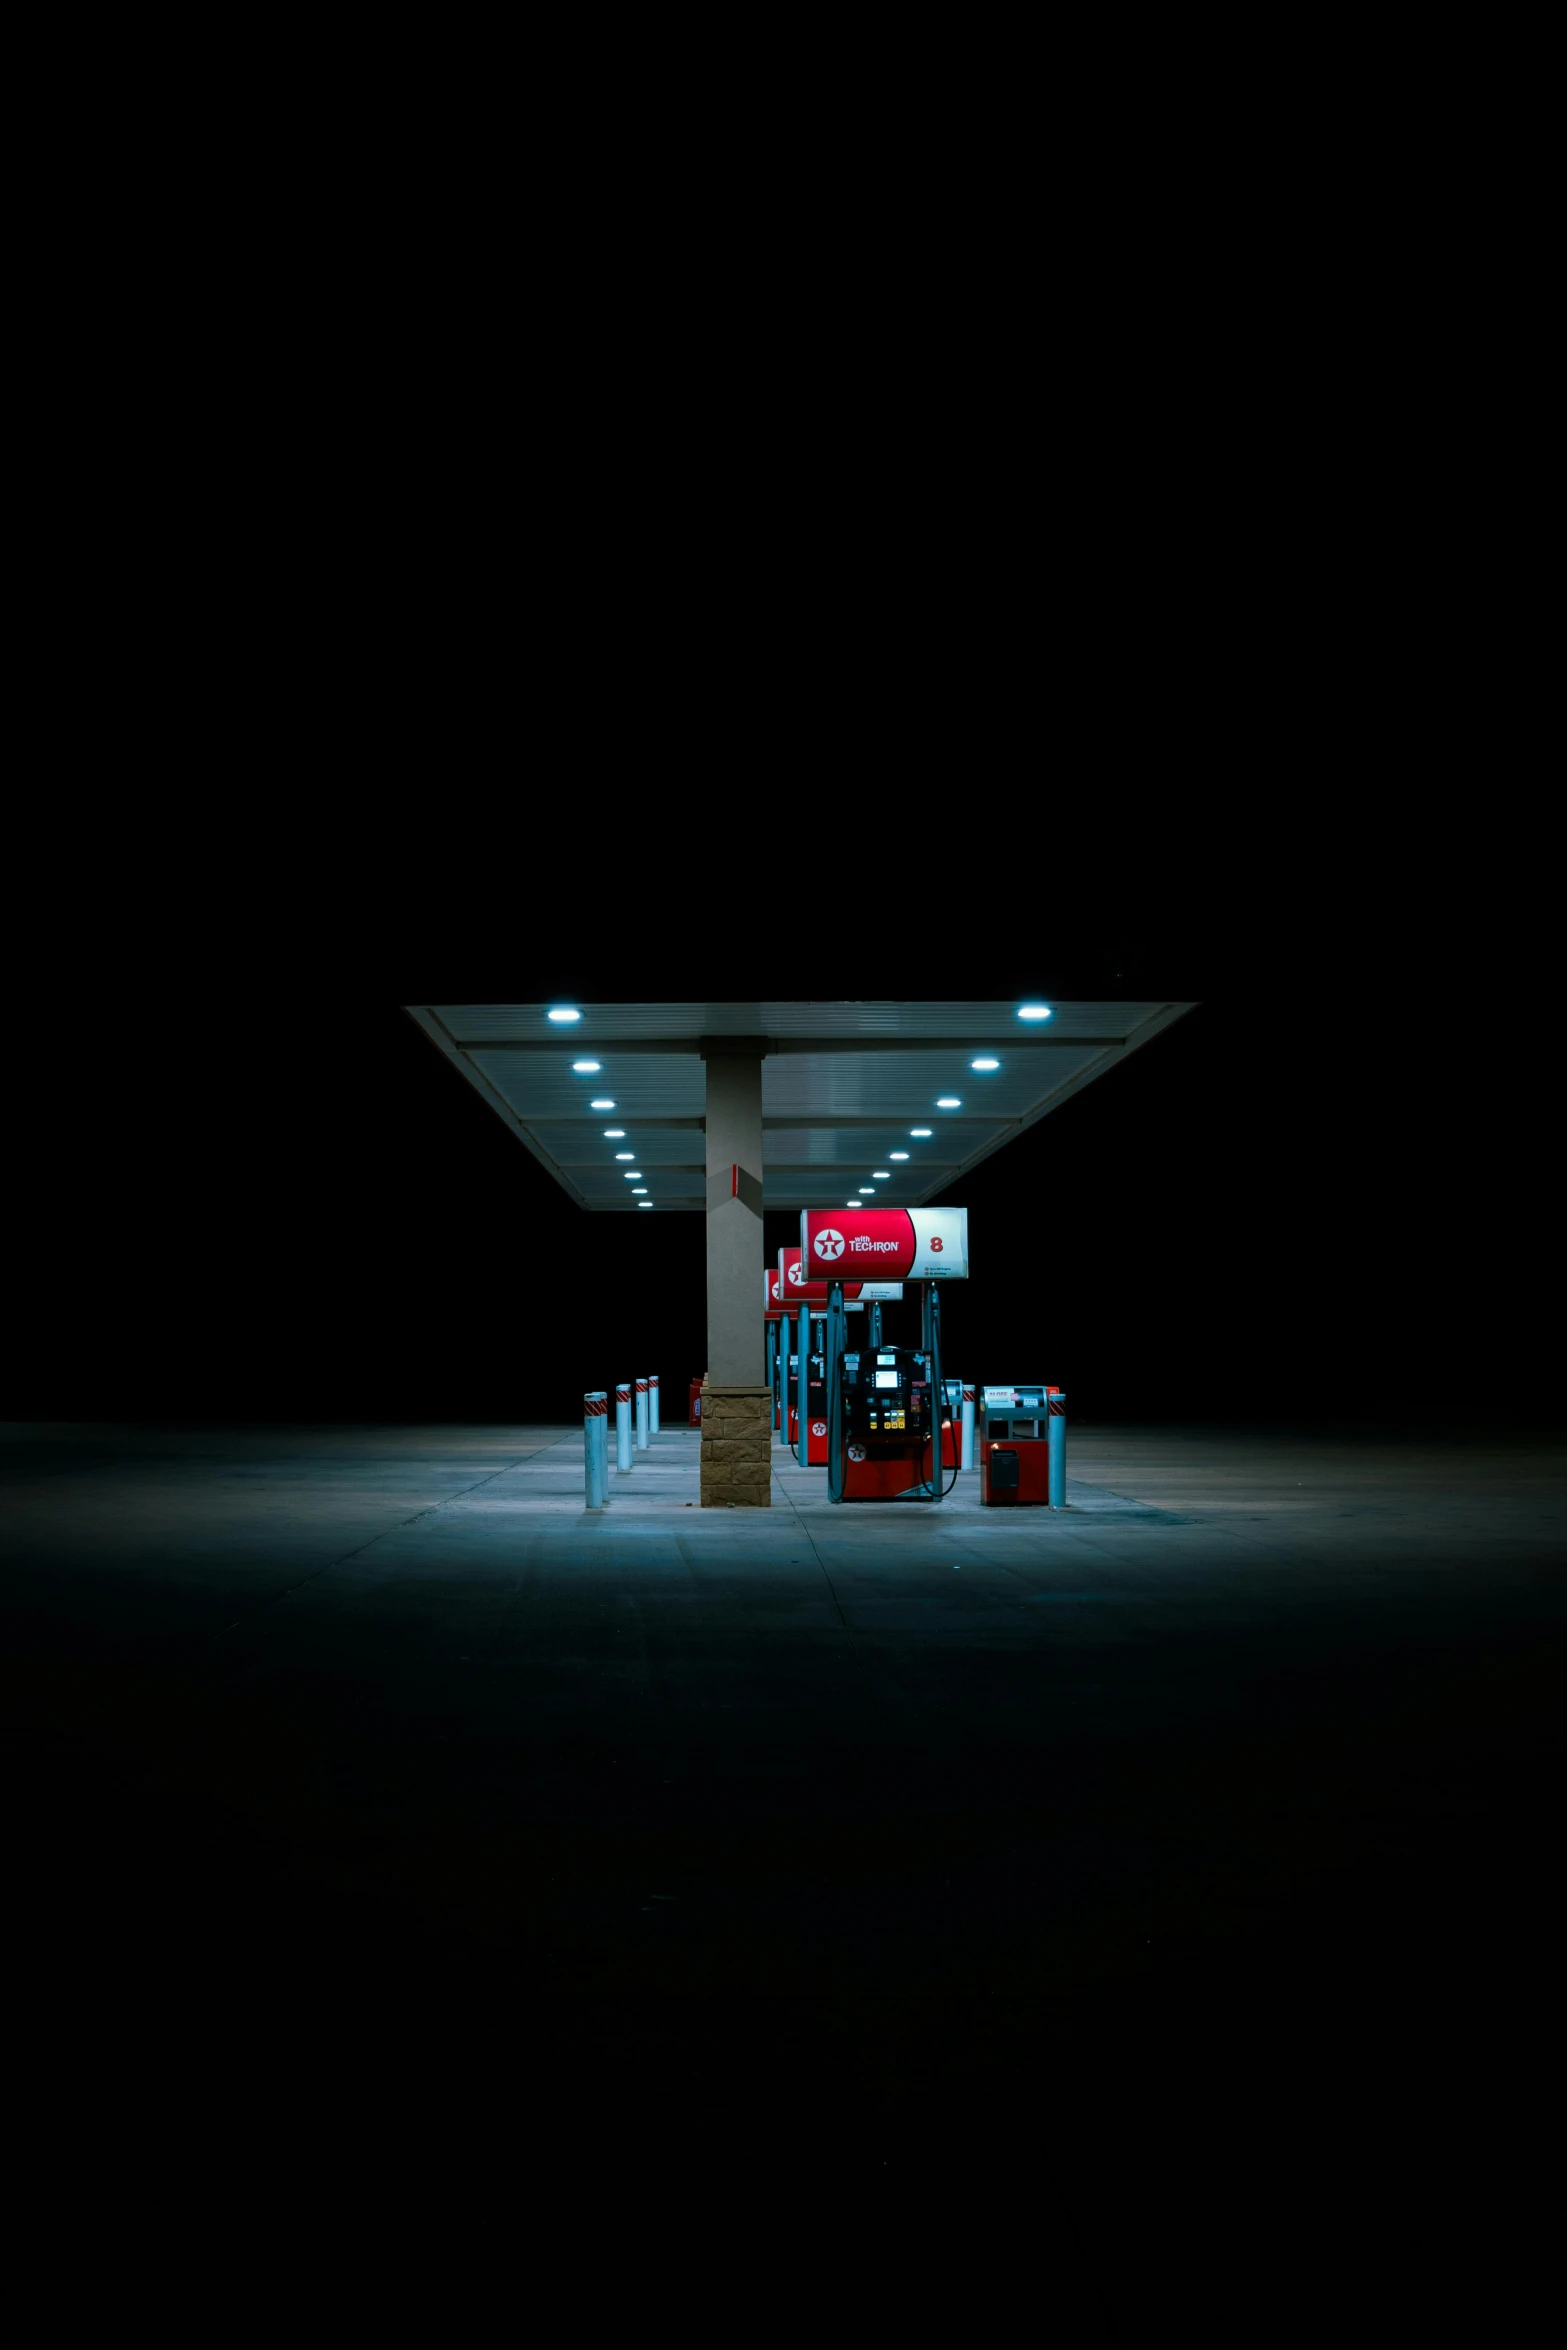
<box><xmin>813</xmin><ymin>1228</ymin><xmax>846</xmax><ymax>1261</ymax></box>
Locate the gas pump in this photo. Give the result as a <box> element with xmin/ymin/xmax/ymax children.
<box><xmin>824</xmin><ymin>1280</ymin><xmax>959</xmax><ymax>1503</ymax></box>
<box><xmin>804</xmin><ymin>1315</ymin><xmax>829</xmax><ymax>1464</ymax></box>
<box><xmin>794</xmin><ymin>1304</ymin><xmax>811</xmax><ymax>1465</ymax></box>
<box><xmin>780</xmin><ymin>1309</ymin><xmax>867</xmax><ymax>1461</ymax></box>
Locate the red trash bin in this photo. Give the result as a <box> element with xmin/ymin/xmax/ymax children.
<box><xmin>689</xmin><ymin>1376</ymin><xmax>704</xmax><ymax>1426</ymax></box>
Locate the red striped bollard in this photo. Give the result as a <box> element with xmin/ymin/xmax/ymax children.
<box><xmin>1048</xmin><ymin>1388</ymin><xmax>1066</xmax><ymax>1507</ymax></box>
<box><xmin>583</xmin><ymin>1391</ymin><xmax>608</xmax><ymax>1509</ymax></box>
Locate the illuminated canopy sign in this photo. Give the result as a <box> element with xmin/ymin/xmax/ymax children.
<box><xmin>801</xmin><ymin>1207</ymin><xmax>968</xmax><ymax>1281</ymax></box>
<box><xmin>774</xmin><ymin>1250</ymin><xmax>904</xmax><ymax>1309</ymax></box>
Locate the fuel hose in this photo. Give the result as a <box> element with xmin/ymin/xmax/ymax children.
<box><xmin>923</xmin><ymin>1285</ymin><xmax>959</xmax><ymax>1501</ymax></box>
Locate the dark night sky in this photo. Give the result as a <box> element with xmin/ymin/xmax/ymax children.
<box><xmin>6</xmin><ymin>845</ymin><xmax>1556</xmax><ymax>1431</ymax></box>
<box><xmin>11</xmin><ymin>104</ymin><xmax>1548</xmax><ymax>1433</ymax></box>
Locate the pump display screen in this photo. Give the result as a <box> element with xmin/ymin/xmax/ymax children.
<box><xmin>874</xmin><ymin>1370</ymin><xmax>899</xmax><ymax>1389</ymax></box>
<box><xmin>877</xmin><ymin>1354</ymin><xmax>895</xmax><ymax>1365</ymax></box>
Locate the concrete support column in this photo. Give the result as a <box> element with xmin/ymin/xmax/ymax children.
<box><xmin>701</xmin><ymin>1045</ymin><xmax>770</xmax><ymax>1508</ymax></box>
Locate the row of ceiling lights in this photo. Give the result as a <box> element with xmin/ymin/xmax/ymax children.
<box><xmin>545</xmin><ymin>1005</ymin><xmax>1054</xmax><ymax>1026</ymax></box>
<box><xmin>840</xmin><ymin>1005</ymin><xmax>1053</xmax><ymax>1205</ymax></box>
<box><xmin>543</xmin><ymin>1001</ymin><xmax>1054</xmax><ymax>1211</ymax></box>
<box><xmin>594</xmin><ymin>1094</ymin><xmax>651</xmax><ymax>1205</ymax></box>
<box><xmin>537</xmin><ymin>1030</ymin><xmax>648</xmax><ymax>1207</ymax></box>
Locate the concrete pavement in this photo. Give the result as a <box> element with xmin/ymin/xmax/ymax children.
<box><xmin>3</xmin><ymin>1416</ymin><xmax>1564</xmax><ymax>2183</ymax></box>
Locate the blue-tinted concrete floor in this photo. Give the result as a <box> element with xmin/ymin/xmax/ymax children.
<box><xmin>4</xmin><ymin>1420</ymin><xmax>1564</xmax><ymax>2192</ymax></box>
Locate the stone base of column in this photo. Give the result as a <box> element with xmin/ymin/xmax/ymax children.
<box><xmin>699</xmin><ymin>1386</ymin><xmax>773</xmax><ymax>1507</ymax></box>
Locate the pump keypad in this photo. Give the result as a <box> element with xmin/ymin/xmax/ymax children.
<box><xmin>842</xmin><ymin>1348</ymin><xmax>931</xmax><ymax>1446</ymax></box>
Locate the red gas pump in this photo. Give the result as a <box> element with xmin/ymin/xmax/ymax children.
<box><xmin>804</xmin><ymin>1338</ymin><xmax>830</xmax><ymax>1465</ymax></box>
<box><xmin>782</xmin><ymin>1347</ymin><xmax>829</xmax><ymax>1458</ymax></box>
<box><xmin>837</xmin><ymin>1342</ymin><xmax>942</xmax><ymax>1500</ymax></box>
<box><xmin>689</xmin><ymin>1376</ymin><xmax>704</xmax><ymax>1426</ymax></box>
<box><xmin>796</xmin><ymin>1210</ymin><xmax>968</xmax><ymax>1509</ymax></box>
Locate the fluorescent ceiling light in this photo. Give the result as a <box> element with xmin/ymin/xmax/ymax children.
<box><xmin>858</xmin><ymin>1186</ymin><xmax>875</xmax><ymax>1194</ymax></box>
<box><xmin>936</xmin><ymin>1097</ymin><xmax>961</xmax><ymax>1108</ymax></box>
<box><xmin>546</xmin><ymin>1007</ymin><xmax>581</xmax><ymax>1023</ymax></box>
<box><xmin>632</xmin><ymin>1187</ymin><xmax>647</xmax><ymax>1194</ymax></box>
<box><xmin>591</xmin><ymin>1099</ymin><xmax>615</xmax><ymax>1110</ymax></box>
<box><xmin>572</xmin><ymin>1060</ymin><xmax>601</xmax><ymax>1073</ymax></box>
<box><xmin>1017</xmin><ymin>1004</ymin><xmax>1053</xmax><ymax>1020</ymax></box>
<box><xmin>603</xmin><ymin>1128</ymin><xmax>625</xmax><ymax>1137</ymax></box>
<box><xmin>637</xmin><ymin>1200</ymin><xmax>654</xmax><ymax>1208</ymax></box>
<box><xmin>911</xmin><ymin>1128</ymin><xmax>933</xmax><ymax>1137</ymax></box>
<box><xmin>615</xmin><ymin>1152</ymin><xmax>634</xmax><ymax>1160</ymax></box>
<box><xmin>890</xmin><ymin>1151</ymin><xmax>909</xmax><ymax>1160</ymax></box>
<box><xmin>872</xmin><ymin>1171</ymin><xmax>890</xmax><ymax>1178</ymax></box>
<box><xmin>623</xmin><ymin>1170</ymin><xmax>642</xmax><ymax>1179</ymax></box>
<box><xmin>971</xmin><ymin>1058</ymin><xmax>1000</xmax><ymax>1071</ymax></box>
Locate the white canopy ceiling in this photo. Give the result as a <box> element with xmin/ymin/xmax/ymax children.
<box><xmin>405</xmin><ymin>1000</ymin><xmax>1196</xmax><ymax>1211</ymax></box>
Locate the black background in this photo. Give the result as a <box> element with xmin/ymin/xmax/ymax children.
<box><xmin>5</xmin><ymin>109</ymin><xmax>1560</xmax><ymax>2253</ymax></box>
<box><xmin>4</xmin><ymin>545</ymin><xmax>1561</xmax><ymax>2248</ymax></box>
<box><xmin>5</xmin><ymin>847</ymin><xmax>1556</xmax><ymax>1432</ymax></box>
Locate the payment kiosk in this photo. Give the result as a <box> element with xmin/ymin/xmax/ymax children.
<box><xmin>978</xmin><ymin>1385</ymin><xmax>1066</xmax><ymax>1507</ymax></box>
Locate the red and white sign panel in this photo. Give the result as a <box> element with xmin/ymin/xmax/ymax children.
<box><xmin>801</xmin><ymin>1206</ymin><xmax>968</xmax><ymax>1280</ymax></box>
<box><xmin>779</xmin><ymin>1246</ymin><xmax>831</xmax><ymax>1305</ymax></box>
<box><xmin>776</xmin><ymin>1248</ymin><xmax>904</xmax><ymax>1307</ymax></box>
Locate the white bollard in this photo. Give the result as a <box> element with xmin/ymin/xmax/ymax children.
<box><xmin>584</xmin><ymin>1391</ymin><xmax>608</xmax><ymax>1508</ymax></box>
<box><xmin>961</xmin><ymin>1383</ymin><xmax>976</xmax><ymax>1472</ymax></box>
<box><xmin>616</xmin><ymin>1383</ymin><xmax>633</xmax><ymax>1473</ymax></box>
<box><xmin>650</xmin><ymin>1375</ymin><xmax>660</xmax><ymax>1436</ymax></box>
<box><xmin>635</xmin><ymin>1377</ymin><xmax>650</xmax><ymax>1451</ymax></box>
<box><xmin>1048</xmin><ymin>1389</ymin><xmax>1066</xmax><ymax>1507</ymax></box>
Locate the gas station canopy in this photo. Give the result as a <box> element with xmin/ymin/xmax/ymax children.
<box><xmin>404</xmin><ymin>1000</ymin><xmax>1197</xmax><ymax>1212</ymax></box>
